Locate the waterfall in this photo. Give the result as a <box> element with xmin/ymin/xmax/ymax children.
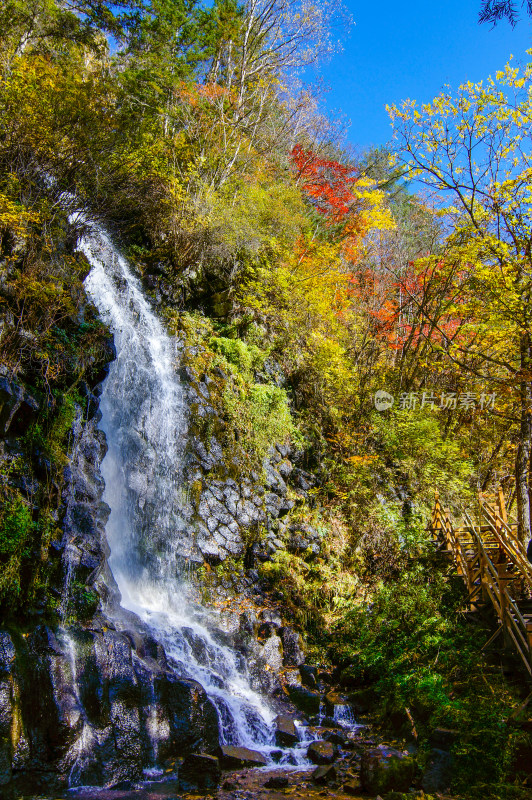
<box><xmin>77</xmin><ymin>222</ymin><xmax>293</xmax><ymax>764</ymax></box>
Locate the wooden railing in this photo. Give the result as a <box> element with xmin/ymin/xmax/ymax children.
<box><xmin>431</xmin><ymin>489</ymin><xmax>532</xmax><ymax>676</ymax></box>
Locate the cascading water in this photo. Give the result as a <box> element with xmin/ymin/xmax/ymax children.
<box><xmin>77</xmin><ymin>222</ymin><xmax>292</xmax><ymax>764</ymax></box>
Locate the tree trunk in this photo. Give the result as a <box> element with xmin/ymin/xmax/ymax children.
<box><xmin>516</xmin><ymin>331</ymin><xmax>532</xmax><ymax>544</ymax></box>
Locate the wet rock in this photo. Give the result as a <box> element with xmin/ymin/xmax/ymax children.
<box><xmin>264</xmin><ymin>464</ymin><xmax>287</xmax><ymax>496</ymax></box>
<box><xmin>360</xmin><ymin>746</ymin><xmax>415</xmax><ymax>795</ymax></box>
<box><xmin>274</xmin><ymin>715</ymin><xmax>298</xmax><ymax>747</ymax></box>
<box><xmin>0</xmin><ymin>377</ymin><xmax>39</xmax><ymax>435</ymax></box>
<box><xmin>279</xmin><ymin>627</ymin><xmax>305</xmax><ymax>667</ymax></box>
<box><xmin>154</xmin><ymin>674</ymin><xmax>220</xmax><ymax>756</ymax></box>
<box><xmin>312</xmin><ymin>764</ymin><xmax>337</xmax><ymax>784</ymax></box>
<box><xmin>264</xmin><ymin>775</ymin><xmax>289</xmax><ymax>788</ymax></box>
<box><xmin>23</xmin><ymin>626</ymin><xmax>85</xmax><ymax>767</ymax></box>
<box><xmin>277</xmin><ymin>459</ymin><xmax>292</xmax><ymax>479</ymax></box>
<box><xmin>0</xmin><ymin>631</ymin><xmax>15</xmax><ymax>785</ymax></box>
<box><xmin>320</xmin><ymin>715</ymin><xmax>341</xmax><ymax>728</ymax></box>
<box><xmin>264</xmin><ymin>492</ymin><xmax>284</xmax><ymax>519</ymax></box>
<box><xmin>286</xmin><ymin>685</ymin><xmax>321</xmax><ymax>715</ymax></box>
<box><xmin>217</xmin><ymin>745</ymin><xmax>268</xmax><ymax>768</ymax></box>
<box><xmin>290</xmin><ymin>468</ymin><xmax>316</xmax><ymax>494</ymax></box>
<box><xmin>324</xmin><ymin>730</ymin><xmax>349</xmax><ymax>747</ymax></box>
<box><xmin>179</xmin><ymin>753</ymin><xmax>221</xmax><ymax>794</ymax></box>
<box><xmin>307</xmin><ymin>740</ymin><xmax>336</xmax><ymax>765</ymax></box>
<box><xmin>299</xmin><ymin>664</ymin><xmax>318</xmax><ymax>690</ymax></box>
<box><xmin>261</xmin><ymin>634</ymin><xmax>283</xmax><ymax>672</ymax></box>
<box><xmin>428</xmin><ymin>727</ymin><xmax>458</xmax><ymax>750</ymax></box>
<box><xmin>0</xmin><ymin>632</ymin><xmax>16</xmax><ymax>677</ymax></box>
<box><xmin>283</xmin><ymin>668</ymin><xmax>302</xmax><ymax>687</ymax></box>
<box><xmin>287</xmin><ymin>534</ymin><xmax>320</xmax><ymax>559</ymax></box>
<box><xmin>421</xmin><ymin>748</ymin><xmax>453</xmax><ymax>793</ymax></box>
<box><xmin>324</xmin><ymin>691</ymin><xmax>345</xmax><ymax>716</ymax></box>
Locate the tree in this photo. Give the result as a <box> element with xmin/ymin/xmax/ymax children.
<box><xmin>479</xmin><ymin>0</ymin><xmax>532</xmax><ymax>25</ymax></box>
<box><xmin>0</xmin><ymin>0</ymin><xmax>140</xmax><ymax>63</ymax></box>
<box><xmin>388</xmin><ymin>59</ymin><xmax>532</xmax><ymax>541</ymax></box>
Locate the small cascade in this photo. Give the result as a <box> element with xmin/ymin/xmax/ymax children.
<box><xmin>333</xmin><ymin>704</ymin><xmax>358</xmax><ymax>729</ymax></box>
<box><xmin>77</xmin><ymin>221</ymin><xmax>290</xmax><ymax>766</ymax></box>
<box><xmin>60</xmin><ymin>630</ymin><xmax>97</xmax><ymax>787</ymax></box>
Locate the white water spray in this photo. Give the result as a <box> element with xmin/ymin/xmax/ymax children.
<box><xmin>78</xmin><ymin>223</ymin><xmax>289</xmax><ymax>761</ymax></box>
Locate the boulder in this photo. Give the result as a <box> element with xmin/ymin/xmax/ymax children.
<box><xmin>264</xmin><ymin>775</ymin><xmax>289</xmax><ymax>788</ymax></box>
<box><xmin>320</xmin><ymin>715</ymin><xmax>340</xmax><ymax>729</ymax></box>
<box><xmin>307</xmin><ymin>740</ymin><xmax>336</xmax><ymax>765</ymax></box>
<box><xmin>262</xmin><ymin>635</ymin><xmax>283</xmax><ymax>672</ymax></box>
<box><xmin>274</xmin><ymin>715</ymin><xmax>298</xmax><ymax>747</ymax></box>
<box><xmin>260</xmin><ymin>608</ymin><xmax>282</xmax><ymax>628</ymax></box>
<box><xmin>286</xmin><ymin>685</ymin><xmax>321</xmax><ymax>715</ymax></box>
<box><xmin>179</xmin><ymin>753</ymin><xmax>221</xmax><ymax>794</ymax></box>
<box><xmin>324</xmin><ymin>691</ymin><xmax>345</xmax><ymax>717</ymax></box>
<box><xmin>279</xmin><ymin>627</ymin><xmax>305</xmax><ymax>667</ymax></box>
<box><xmin>421</xmin><ymin>748</ymin><xmax>453</xmax><ymax>793</ymax></box>
<box><xmin>0</xmin><ymin>378</ymin><xmax>39</xmax><ymax>436</ymax></box>
<box><xmin>312</xmin><ymin>764</ymin><xmax>337</xmax><ymax>784</ymax></box>
<box><xmin>217</xmin><ymin>745</ymin><xmax>268</xmax><ymax>769</ymax></box>
<box><xmin>360</xmin><ymin>746</ymin><xmax>415</xmax><ymax>795</ymax></box>
<box><xmin>324</xmin><ymin>729</ymin><xmax>349</xmax><ymax>747</ymax></box>
<box><xmin>428</xmin><ymin>727</ymin><xmax>458</xmax><ymax>750</ymax></box>
<box><xmin>283</xmin><ymin>668</ymin><xmax>302</xmax><ymax>687</ymax></box>
<box><xmin>154</xmin><ymin>674</ymin><xmax>220</xmax><ymax>756</ymax></box>
<box><xmin>299</xmin><ymin>664</ymin><xmax>318</xmax><ymax>690</ymax></box>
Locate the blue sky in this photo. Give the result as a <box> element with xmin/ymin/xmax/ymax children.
<box><xmin>319</xmin><ymin>0</ymin><xmax>532</xmax><ymax>150</ymax></box>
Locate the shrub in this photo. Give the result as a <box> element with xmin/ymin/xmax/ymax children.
<box><xmin>210</xmin><ymin>336</ymin><xmax>266</xmax><ymax>375</ymax></box>
<box><xmin>0</xmin><ymin>495</ymin><xmax>34</xmax><ymax>558</ymax></box>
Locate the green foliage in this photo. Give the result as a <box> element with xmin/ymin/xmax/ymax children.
<box><xmin>373</xmin><ymin>409</ymin><xmax>475</xmax><ymax>511</ymax></box>
<box><xmin>222</xmin><ymin>381</ymin><xmax>294</xmax><ymax>463</ymax></box>
<box><xmin>331</xmin><ymin>561</ymin><xmax>530</xmax><ymax>796</ymax></box>
<box><xmin>46</xmin><ymin>395</ymin><xmax>77</xmax><ymax>466</ymax></box>
<box><xmin>210</xmin><ymin>336</ymin><xmax>265</xmax><ymax>375</ymax></box>
<box><xmin>0</xmin><ymin>496</ymin><xmax>34</xmax><ymax>558</ymax></box>
<box><xmin>174</xmin><ymin>312</ymin><xmax>296</xmax><ymax>465</ymax></box>
<box><xmin>0</xmin><ymin>3</ymin><xmax>528</xmax><ymax>790</ymax></box>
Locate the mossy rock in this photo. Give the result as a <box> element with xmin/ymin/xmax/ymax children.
<box><xmin>360</xmin><ymin>746</ymin><xmax>416</xmax><ymax>795</ymax></box>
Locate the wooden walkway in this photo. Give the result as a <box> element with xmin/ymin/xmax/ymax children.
<box><xmin>430</xmin><ymin>488</ymin><xmax>532</xmax><ymax>676</ymax></box>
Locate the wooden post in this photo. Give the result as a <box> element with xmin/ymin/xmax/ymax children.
<box><xmin>526</xmin><ymin>621</ymin><xmax>532</xmax><ymax>651</ymax></box>
<box><xmin>432</xmin><ymin>490</ymin><xmax>442</xmax><ymax>540</ymax></box>
<box><xmin>479</xmin><ymin>547</ymin><xmax>489</xmax><ymax>604</ymax></box>
<box><xmin>498</xmin><ymin>485</ymin><xmax>508</xmax><ymax>525</ymax></box>
<box><xmin>444</xmin><ymin>511</ymin><xmax>454</xmax><ymax>558</ymax></box>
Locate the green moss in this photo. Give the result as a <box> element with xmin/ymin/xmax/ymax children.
<box><xmin>0</xmin><ymin>496</ymin><xmax>34</xmax><ymax>558</ymax></box>
<box><xmin>210</xmin><ymin>336</ymin><xmax>266</xmax><ymax>375</ymax></box>
<box><xmin>68</xmin><ymin>582</ymin><xmax>100</xmax><ymax>620</ymax></box>
<box><xmin>222</xmin><ymin>381</ymin><xmax>294</xmax><ymax>465</ymax></box>
<box><xmin>46</xmin><ymin>395</ymin><xmax>78</xmax><ymax>467</ymax></box>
